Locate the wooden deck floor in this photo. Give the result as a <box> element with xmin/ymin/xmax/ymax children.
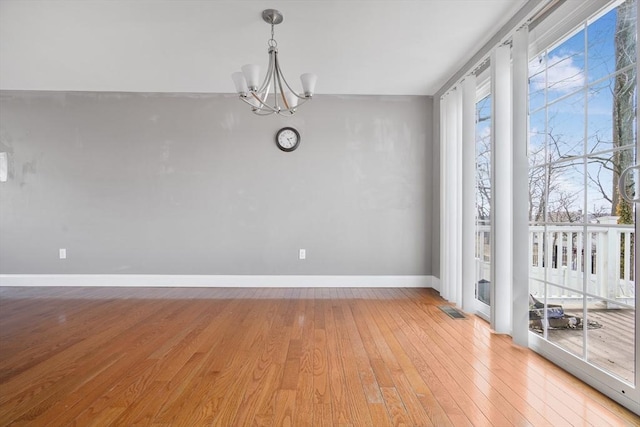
<box><xmin>540</xmin><ymin>308</ymin><xmax>635</xmax><ymax>383</ymax></box>
<box><xmin>0</xmin><ymin>286</ymin><xmax>638</xmax><ymax>426</ymax></box>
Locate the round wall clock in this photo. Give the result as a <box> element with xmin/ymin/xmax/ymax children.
<box><xmin>275</xmin><ymin>127</ymin><xmax>301</xmax><ymax>152</ymax></box>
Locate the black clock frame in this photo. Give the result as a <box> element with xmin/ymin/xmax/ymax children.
<box><xmin>275</xmin><ymin>127</ymin><xmax>301</xmax><ymax>152</ymax></box>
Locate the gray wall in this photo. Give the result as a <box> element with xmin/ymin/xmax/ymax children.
<box><xmin>431</xmin><ymin>100</ymin><xmax>440</xmax><ymax>278</ymax></box>
<box><xmin>0</xmin><ymin>91</ymin><xmax>433</xmax><ymax>276</ymax></box>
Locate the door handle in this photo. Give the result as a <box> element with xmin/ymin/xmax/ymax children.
<box><xmin>618</xmin><ymin>164</ymin><xmax>640</xmax><ymax>203</ymax></box>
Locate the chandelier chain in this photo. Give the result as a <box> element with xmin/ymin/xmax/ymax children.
<box><xmin>268</xmin><ymin>23</ymin><xmax>277</xmax><ymax>48</ymax></box>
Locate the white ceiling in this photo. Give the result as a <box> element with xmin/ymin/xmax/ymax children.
<box><xmin>0</xmin><ymin>0</ymin><xmax>527</xmax><ymax>96</ymax></box>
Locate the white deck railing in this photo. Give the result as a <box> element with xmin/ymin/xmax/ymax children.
<box><xmin>476</xmin><ymin>222</ymin><xmax>636</xmax><ymax>307</ymax></box>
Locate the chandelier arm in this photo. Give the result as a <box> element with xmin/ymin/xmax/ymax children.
<box><xmin>256</xmin><ymin>81</ymin><xmax>271</xmax><ymax>107</ymax></box>
<box><xmin>274</xmin><ymin>55</ymin><xmax>291</xmax><ymax>110</ymax></box>
<box><xmin>275</xmin><ymin>97</ymin><xmax>310</xmax><ymax>116</ymax></box>
<box><xmin>239</xmin><ymin>92</ymin><xmax>278</xmax><ymax>115</ymax></box>
<box><xmin>239</xmin><ymin>96</ymin><xmax>268</xmax><ymax>112</ymax></box>
<box><xmin>253</xmin><ymin>59</ymin><xmax>274</xmax><ymax>110</ymax></box>
<box><xmin>256</xmin><ymin>51</ymin><xmax>275</xmax><ymax>94</ymax></box>
<box><xmin>252</xmin><ymin>108</ymin><xmax>276</xmax><ymax>116</ymax></box>
<box><xmin>256</xmin><ymin>54</ymin><xmax>277</xmax><ymax>110</ymax></box>
<box><xmin>292</xmin><ymin>97</ymin><xmax>309</xmax><ymax>107</ymax></box>
<box><xmin>250</xmin><ymin>92</ymin><xmax>278</xmax><ymax>113</ymax></box>
<box><xmin>273</xmin><ymin>62</ymin><xmax>283</xmax><ymax>111</ymax></box>
<box><xmin>239</xmin><ymin>95</ymin><xmax>266</xmax><ymax>110</ymax></box>
<box><xmin>274</xmin><ymin>57</ymin><xmax>306</xmax><ymax>99</ymax></box>
<box><xmin>285</xmin><ymin>97</ymin><xmax>309</xmax><ymax>112</ymax></box>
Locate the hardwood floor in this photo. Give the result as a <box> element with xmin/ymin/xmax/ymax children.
<box><xmin>0</xmin><ymin>286</ymin><xmax>637</xmax><ymax>426</ymax></box>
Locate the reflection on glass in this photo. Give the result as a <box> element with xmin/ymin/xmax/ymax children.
<box><xmin>586</xmin><ymin>297</ymin><xmax>635</xmax><ymax>383</ymax></box>
<box><xmin>548</xmin><ymin>92</ymin><xmax>585</xmax><ymax>159</ymax></box>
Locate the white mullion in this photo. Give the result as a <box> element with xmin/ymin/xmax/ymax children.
<box><xmin>582</xmin><ymin>21</ymin><xmax>589</xmax><ymax>361</ymax></box>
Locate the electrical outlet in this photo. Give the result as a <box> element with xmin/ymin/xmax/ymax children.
<box><xmin>299</xmin><ymin>249</ymin><xmax>306</xmax><ymax>260</ymax></box>
<box><xmin>59</xmin><ymin>248</ymin><xmax>67</xmax><ymax>259</ymax></box>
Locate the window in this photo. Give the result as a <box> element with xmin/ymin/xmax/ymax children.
<box><xmin>528</xmin><ymin>0</ymin><xmax>637</xmax><ymax>384</ymax></box>
<box><xmin>475</xmin><ymin>92</ymin><xmax>492</xmax><ymax>311</ymax></box>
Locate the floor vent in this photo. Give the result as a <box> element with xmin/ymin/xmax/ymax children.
<box><xmin>439</xmin><ymin>306</ymin><xmax>466</xmax><ymax>319</ymax></box>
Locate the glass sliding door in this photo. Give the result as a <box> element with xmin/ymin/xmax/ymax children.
<box><xmin>528</xmin><ymin>0</ymin><xmax>637</xmax><ymax>405</ymax></box>
<box><xmin>475</xmin><ymin>90</ymin><xmax>492</xmax><ymax>319</ymax></box>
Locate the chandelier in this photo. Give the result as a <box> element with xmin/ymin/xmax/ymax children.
<box><xmin>231</xmin><ymin>9</ymin><xmax>317</xmax><ymax>116</ymax></box>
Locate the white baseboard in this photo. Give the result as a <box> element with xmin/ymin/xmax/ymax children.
<box><xmin>430</xmin><ymin>276</ymin><xmax>441</xmax><ymax>292</ymax></box>
<box><xmin>0</xmin><ymin>274</ymin><xmax>436</xmax><ymax>288</ymax></box>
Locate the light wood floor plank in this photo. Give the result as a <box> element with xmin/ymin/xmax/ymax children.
<box><xmin>0</xmin><ymin>286</ymin><xmax>637</xmax><ymax>426</ymax></box>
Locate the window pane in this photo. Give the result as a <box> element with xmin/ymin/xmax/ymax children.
<box><xmin>587</xmin><ymin>297</ymin><xmax>635</xmax><ymax>383</ymax></box>
<box><xmin>476</xmin><ymin>94</ymin><xmax>492</xmax><ymax>222</ymax></box>
<box><xmin>586</xmin><ymin>153</ymin><xmax>614</xmax><ymax>218</ymax></box>
<box><xmin>587</xmin><ymin>77</ymin><xmax>615</xmax><ymax>153</ymax></box>
<box><xmin>544</xmin><ymin>228</ymin><xmax>585</xmax><ymax>292</ymax></box>
<box><xmin>531</xmin><ymin>285</ymin><xmax>585</xmax><ymax>358</ymax></box>
<box><xmin>529</xmin><ymin>55</ymin><xmax>546</xmax><ymax>112</ymax></box>
<box><xmin>529</xmin><ymin>166</ymin><xmax>547</xmax><ymax>222</ymax></box>
<box><xmin>611</xmin><ymin>68</ymin><xmax>638</xmax><ymax>149</ymax></box>
<box><xmin>588</xmin><ymin>1</ymin><xmax>637</xmax><ymax>83</ymax></box>
<box><xmin>585</xmin><ymin>223</ymin><xmax>635</xmax><ymax>301</ymax></box>
<box><xmin>587</xmin><ymin>8</ymin><xmax>617</xmax><ymax>82</ymax></box>
<box><xmin>529</xmin><ymin>108</ymin><xmax>547</xmax><ymax>159</ymax></box>
<box><xmin>548</xmin><ymin>92</ymin><xmax>585</xmax><ymax>159</ymax></box>
<box><xmin>476</xmin><ymin>94</ymin><xmax>491</xmax><ymax>310</ymax></box>
<box><xmin>546</xmin><ymin>29</ymin><xmax>586</xmax><ymax>103</ymax></box>
<box><xmin>588</xmin><ymin>70</ymin><xmax>637</xmax><ymax>154</ymax></box>
<box><xmin>547</xmin><ymin>159</ymin><xmax>584</xmax><ymax>223</ymax></box>
<box><xmin>587</xmin><ymin>147</ymin><xmax>636</xmax><ymax>219</ymax></box>
<box><xmin>547</xmin><ymin>286</ymin><xmax>584</xmax><ymax>358</ymax></box>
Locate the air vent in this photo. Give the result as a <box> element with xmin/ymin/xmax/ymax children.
<box><xmin>439</xmin><ymin>306</ymin><xmax>466</xmax><ymax>319</ymax></box>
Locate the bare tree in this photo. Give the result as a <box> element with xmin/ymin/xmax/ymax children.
<box><xmin>475</xmin><ymin>97</ymin><xmax>492</xmax><ymax>221</ymax></box>
<box><xmin>528</xmin><ymin>129</ymin><xmax>585</xmax><ymax>223</ymax></box>
<box><xmin>612</xmin><ymin>0</ymin><xmax>637</xmax><ymax>223</ymax></box>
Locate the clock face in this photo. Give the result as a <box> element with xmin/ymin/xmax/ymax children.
<box><xmin>276</xmin><ymin>127</ymin><xmax>300</xmax><ymax>152</ymax></box>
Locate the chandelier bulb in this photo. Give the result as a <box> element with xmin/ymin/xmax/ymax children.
<box><xmin>231</xmin><ymin>72</ymin><xmax>249</xmax><ymax>96</ymax></box>
<box><xmin>241</xmin><ymin>64</ymin><xmax>260</xmax><ymax>91</ymax></box>
<box><xmin>284</xmin><ymin>91</ymin><xmax>298</xmax><ymax>109</ymax></box>
<box><xmin>300</xmin><ymin>73</ymin><xmax>318</xmax><ymax>97</ymax></box>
